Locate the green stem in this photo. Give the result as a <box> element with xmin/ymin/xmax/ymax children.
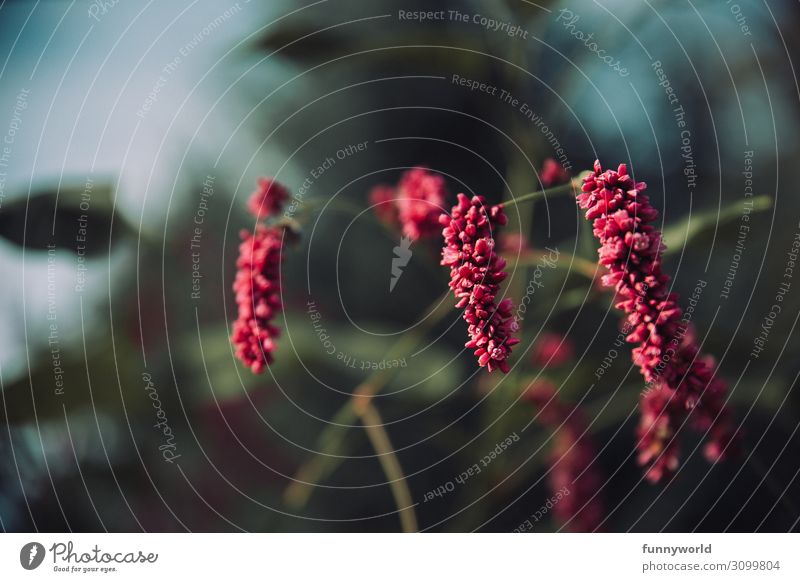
<box><xmin>502</xmin><ymin>172</ymin><xmax>590</xmax><ymax>208</ymax></box>
<box><xmin>356</xmin><ymin>400</ymin><xmax>418</xmax><ymax>532</ymax></box>
<box><xmin>283</xmin><ymin>290</ymin><xmax>453</xmax><ymax>509</ymax></box>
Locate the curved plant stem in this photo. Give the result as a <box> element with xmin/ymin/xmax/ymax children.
<box><xmin>502</xmin><ymin>171</ymin><xmax>590</xmax><ymax>208</ymax></box>
<box><xmin>283</xmin><ymin>290</ymin><xmax>453</xmax><ymax>509</ymax></box>
<box><xmin>355</xmin><ymin>399</ymin><xmax>418</xmax><ymax>532</ymax></box>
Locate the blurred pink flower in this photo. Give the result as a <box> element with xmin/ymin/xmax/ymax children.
<box><xmin>247</xmin><ymin>177</ymin><xmax>289</xmax><ymax>220</ymax></box>
<box><xmin>440</xmin><ymin>194</ymin><xmax>518</xmax><ymax>373</ymax></box>
<box><xmin>540</xmin><ymin>158</ymin><xmax>570</xmax><ymax>187</ymax></box>
<box><xmin>369</xmin><ymin>167</ymin><xmax>448</xmax><ymax>240</ymax></box>
<box><xmin>498</xmin><ymin>232</ymin><xmax>531</xmax><ymax>255</ymax></box>
<box><xmin>532</xmin><ymin>332</ymin><xmax>575</xmax><ymax>368</ymax></box>
<box><xmin>397</xmin><ymin>167</ymin><xmax>448</xmax><ymax>240</ymax></box>
<box><xmin>369</xmin><ymin>184</ymin><xmax>399</xmax><ymax>226</ymax></box>
<box><xmin>525</xmin><ymin>381</ymin><xmax>605</xmax><ymax>532</ymax></box>
<box><xmin>637</xmin><ymin>387</ymin><xmax>681</xmax><ymax>483</ymax></box>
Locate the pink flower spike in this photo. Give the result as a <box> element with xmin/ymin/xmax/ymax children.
<box><xmin>441</xmin><ymin>194</ymin><xmax>517</xmax><ymax>373</ymax></box>
<box><xmin>578</xmin><ymin>160</ymin><xmax>737</xmax><ymax>481</ymax></box>
<box><xmin>231</xmin><ymin>224</ymin><xmax>286</xmax><ymax>374</ymax></box>
<box><xmin>233</xmin><ymin>177</ymin><xmax>294</xmax><ymax>372</ymax></box>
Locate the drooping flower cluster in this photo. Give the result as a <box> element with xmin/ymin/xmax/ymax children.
<box><xmin>636</xmin><ymin>387</ymin><xmax>681</xmax><ymax>481</ymax></box>
<box><xmin>231</xmin><ymin>178</ymin><xmax>292</xmax><ymax>374</ymax></box>
<box><xmin>540</xmin><ymin>158</ymin><xmax>570</xmax><ymax>187</ymax></box>
<box><xmin>636</xmin><ymin>328</ymin><xmax>736</xmax><ymax>481</ymax></box>
<box><xmin>524</xmin><ymin>380</ymin><xmax>605</xmax><ymax>532</ymax></box>
<box><xmin>440</xmin><ymin>193</ymin><xmax>518</xmax><ymax>373</ymax></box>
<box><xmin>577</xmin><ymin>161</ymin><xmax>736</xmax><ymax>481</ymax></box>
<box><xmin>369</xmin><ymin>167</ymin><xmax>447</xmax><ymax>240</ymax></box>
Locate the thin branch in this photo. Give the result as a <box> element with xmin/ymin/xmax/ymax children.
<box><xmin>502</xmin><ymin>171</ymin><xmax>590</xmax><ymax>208</ymax></box>
<box><xmin>355</xmin><ymin>399</ymin><xmax>418</xmax><ymax>533</ymax></box>
<box><xmin>283</xmin><ymin>290</ymin><xmax>452</xmax><ymax>509</ymax></box>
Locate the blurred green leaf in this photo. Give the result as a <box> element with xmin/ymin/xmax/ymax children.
<box><xmin>0</xmin><ymin>342</ymin><xmax>141</xmax><ymax>423</ymax></box>
<box><xmin>663</xmin><ymin>195</ymin><xmax>772</xmax><ymax>255</ymax></box>
<box><xmin>249</xmin><ymin>20</ymin><xmax>492</xmax><ymax>71</ymax></box>
<box><xmin>0</xmin><ymin>182</ymin><xmax>119</xmax><ymax>254</ymax></box>
<box><xmin>185</xmin><ymin>307</ymin><xmax>462</xmax><ymax>406</ymax></box>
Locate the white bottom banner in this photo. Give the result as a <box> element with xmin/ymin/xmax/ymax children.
<box><xmin>0</xmin><ymin>533</ymin><xmax>796</xmax><ymax>580</ymax></box>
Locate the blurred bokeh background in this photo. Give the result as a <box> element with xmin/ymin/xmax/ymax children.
<box><xmin>0</xmin><ymin>0</ymin><xmax>799</xmax><ymax>532</ymax></box>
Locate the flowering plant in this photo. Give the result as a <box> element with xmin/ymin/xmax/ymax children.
<box><xmin>229</xmin><ymin>159</ymin><xmax>755</xmax><ymax>532</ymax></box>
